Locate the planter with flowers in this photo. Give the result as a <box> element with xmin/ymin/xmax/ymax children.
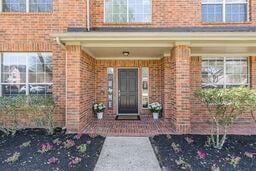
<box><xmin>93</xmin><ymin>103</ymin><xmax>106</xmax><ymax>119</ymax></box>
<box><xmin>148</xmin><ymin>102</ymin><xmax>162</xmax><ymax>119</ymax></box>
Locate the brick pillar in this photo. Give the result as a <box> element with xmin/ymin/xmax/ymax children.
<box><xmin>163</xmin><ymin>43</ymin><xmax>191</xmax><ymax>133</ymax></box>
<box><xmin>66</xmin><ymin>45</ymin><xmax>82</xmax><ymax>132</ymax></box>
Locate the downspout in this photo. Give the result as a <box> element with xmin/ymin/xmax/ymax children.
<box><xmin>87</xmin><ymin>0</ymin><xmax>90</xmax><ymax>31</ymax></box>
<box><xmin>56</xmin><ymin>37</ymin><xmax>68</xmax><ymax>129</ymax></box>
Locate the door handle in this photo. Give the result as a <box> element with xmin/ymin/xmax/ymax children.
<box><xmin>118</xmin><ymin>90</ymin><xmax>120</xmax><ymax>97</ymax></box>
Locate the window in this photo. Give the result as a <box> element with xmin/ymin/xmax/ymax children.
<box><xmin>202</xmin><ymin>0</ymin><xmax>248</xmax><ymax>22</ymax></box>
<box><xmin>142</xmin><ymin>67</ymin><xmax>149</xmax><ymax>108</ymax></box>
<box><xmin>202</xmin><ymin>57</ymin><xmax>249</xmax><ymax>88</ymax></box>
<box><xmin>107</xmin><ymin>67</ymin><xmax>113</xmax><ymax>109</ymax></box>
<box><xmin>0</xmin><ymin>53</ymin><xmax>53</xmax><ymax>96</ymax></box>
<box><xmin>1</xmin><ymin>0</ymin><xmax>52</xmax><ymax>12</ymax></box>
<box><xmin>105</xmin><ymin>0</ymin><xmax>152</xmax><ymax>23</ymax></box>
<box><xmin>29</xmin><ymin>0</ymin><xmax>52</xmax><ymax>12</ymax></box>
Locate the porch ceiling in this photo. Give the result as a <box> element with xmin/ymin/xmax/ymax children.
<box><xmin>51</xmin><ymin>32</ymin><xmax>256</xmax><ymax>59</ymax></box>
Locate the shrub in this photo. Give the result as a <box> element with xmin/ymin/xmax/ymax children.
<box><xmin>0</xmin><ymin>95</ymin><xmax>56</xmax><ymax>135</ymax></box>
<box><xmin>30</xmin><ymin>96</ymin><xmax>56</xmax><ymax>135</ymax></box>
<box><xmin>0</xmin><ymin>96</ymin><xmax>31</xmax><ymax>135</ymax></box>
<box><xmin>195</xmin><ymin>87</ymin><xmax>256</xmax><ymax>149</ymax></box>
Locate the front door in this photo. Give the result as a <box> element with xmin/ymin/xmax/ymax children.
<box><xmin>118</xmin><ymin>69</ymin><xmax>138</xmax><ymax>114</ymax></box>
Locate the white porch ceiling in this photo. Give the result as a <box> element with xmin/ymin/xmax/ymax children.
<box><xmin>51</xmin><ymin>32</ymin><xmax>256</xmax><ymax>59</ymax></box>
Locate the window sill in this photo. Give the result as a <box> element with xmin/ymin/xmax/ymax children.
<box><xmin>103</xmin><ymin>22</ymin><xmax>152</xmax><ymax>25</ymax></box>
<box><xmin>0</xmin><ymin>12</ymin><xmax>53</xmax><ymax>15</ymax></box>
<box><xmin>202</xmin><ymin>21</ymin><xmax>252</xmax><ymax>25</ymax></box>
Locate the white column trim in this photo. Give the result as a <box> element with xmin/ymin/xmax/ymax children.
<box><xmin>0</xmin><ymin>0</ymin><xmax>3</xmax><ymax>12</ymax></box>
<box><xmin>26</xmin><ymin>0</ymin><xmax>29</xmax><ymax>13</ymax></box>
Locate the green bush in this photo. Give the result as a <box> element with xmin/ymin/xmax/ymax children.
<box><xmin>0</xmin><ymin>95</ymin><xmax>56</xmax><ymax>135</ymax></box>
<box><xmin>195</xmin><ymin>87</ymin><xmax>256</xmax><ymax>149</ymax></box>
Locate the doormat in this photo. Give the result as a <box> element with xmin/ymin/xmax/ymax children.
<box><xmin>115</xmin><ymin>115</ymin><xmax>140</xmax><ymax>120</ymax></box>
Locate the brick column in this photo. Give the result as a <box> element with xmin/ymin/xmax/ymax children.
<box><xmin>66</xmin><ymin>45</ymin><xmax>82</xmax><ymax>132</ymax></box>
<box><xmin>251</xmin><ymin>56</ymin><xmax>256</xmax><ymax>89</ymax></box>
<box><xmin>163</xmin><ymin>42</ymin><xmax>191</xmax><ymax>133</ymax></box>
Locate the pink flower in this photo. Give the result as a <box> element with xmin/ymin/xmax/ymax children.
<box><xmin>39</xmin><ymin>143</ymin><xmax>53</xmax><ymax>153</ymax></box>
<box><xmin>74</xmin><ymin>134</ymin><xmax>82</xmax><ymax>140</ymax></box>
<box><xmin>47</xmin><ymin>157</ymin><xmax>59</xmax><ymax>164</ymax></box>
<box><xmin>68</xmin><ymin>157</ymin><xmax>82</xmax><ymax>167</ymax></box>
<box><xmin>197</xmin><ymin>150</ymin><xmax>207</xmax><ymax>159</ymax></box>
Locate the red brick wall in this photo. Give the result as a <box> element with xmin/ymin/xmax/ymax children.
<box><xmin>0</xmin><ymin>0</ymin><xmax>89</xmax><ymax>128</ymax></box>
<box><xmin>80</xmin><ymin>50</ymin><xmax>96</xmax><ymax>130</ymax></box>
<box><xmin>95</xmin><ymin>60</ymin><xmax>162</xmax><ymax>116</ymax></box>
<box><xmin>92</xmin><ymin>0</ymin><xmax>256</xmax><ymax>27</ymax></box>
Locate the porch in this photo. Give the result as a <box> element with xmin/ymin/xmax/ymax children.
<box><xmin>84</xmin><ymin>116</ymin><xmax>256</xmax><ymax>136</ymax></box>
<box><xmin>84</xmin><ymin>115</ymin><xmax>174</xmax><ymax>137</ymax></box>
<box><xmin>51</xmin><ymin>30</ymin><xmax>256</xmax><ymax>134</ymax></box>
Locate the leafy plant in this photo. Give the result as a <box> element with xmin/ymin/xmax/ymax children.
<box><xmin>77</xmin><ymin>144</ymin><xmax>87</xmax><ymax>154</ymax></box>
<box><xmin>171</xmin><ymin>142</ymin><xmax>182</xmax><ymax>153</ymax></box>
<box><xmin>63</xmin><ymin>139</ymin><xmax>75</xmax><ymax>149</ymax></box>
<box><xmin>5</xmin><ymin>152</ymin><xmax>21</xmax><ymax>164</ymax></box>
<box><xmin>93</xmin><ymin>103</ymin><xmax>106</xmax><ymax>113</ymax></box>
<box><xmin>20</xmin><ymin>141</ymin><xmax>31</xmax><ymax>149</ymax></box>
<box><xmin>175</xmin><ymin>157</ymin><xmax>192</xmax><ymax>170</ymax></box>
<box><xmin>53</xmin><ymin>138</ymin><xmax>62</xmax><ymax>145</ymax></box>
<box><xmin>38</xmin><ymin>143</ymin><xmax>53</xmax><ymax>153</ymax></box>
<box><xmin>211</xmin><ymin>164</ymin><xmax>220</xmax><ymax>171</ymax></box>
<box><xmin>184</xmin><ymin>137</ymin><xmax>194</xmax><ymax>144</ymax></box>
<box><xmin>226</xmin><ymin>155</ymin><xmax>241</xmax><ymax>168</ymax></box>
<box><xmin>148</xmin><ymin>102</ymin><xmax>162</xmax><ymax>113</ymax></box>
<box><xmin>195</xmin><ymin>87</ymin><xmax>256</xmax><ymax>149</ymax></box>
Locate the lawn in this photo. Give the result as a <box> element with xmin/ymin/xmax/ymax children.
<box><xmin>150</xmin><ymin>134</ymin><xmax>256</xmax><ymax>171</ymax></box>
<box><xmin>0</xmin><ymin>128</ymin><xmax>105</xmax><ymax>171</ymax></box>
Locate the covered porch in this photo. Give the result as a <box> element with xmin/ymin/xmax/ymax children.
<box><xmin>51</xmin><ymin>31</ymin><xmax>256</xmax><ymax>135</ymax></box>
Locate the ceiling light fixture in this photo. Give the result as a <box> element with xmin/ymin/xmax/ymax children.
<box><xmin>122</xmin><ymin>51</ymin><xmax>130</xmax><ymax>56</ymax></box>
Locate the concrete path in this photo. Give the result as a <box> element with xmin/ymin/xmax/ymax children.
<box><xmin>94</xmin><ymin>137</ymin><xmax>161</xmax><ymax>171</ymax></box>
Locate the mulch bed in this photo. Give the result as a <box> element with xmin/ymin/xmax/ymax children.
<box><xmin>0</xmin><ymin>128</ymin><xmax>105</xmax><ymax>171</ymax></box>
<box><xmin>150</xmin><ymin>135</ymin><xmax>256</xmax><ymax>171</ymax></box>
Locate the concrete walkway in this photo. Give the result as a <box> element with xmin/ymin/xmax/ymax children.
<box><xmin>94</xmin><ymin>137</ymin><xmax>161</xmax><ymax>171</ymax></box>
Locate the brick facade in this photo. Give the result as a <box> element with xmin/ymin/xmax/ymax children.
<box><xmin>0</xmin><ymin>0</ymin><xmax>256</xmax><ymax>134</ymax></box>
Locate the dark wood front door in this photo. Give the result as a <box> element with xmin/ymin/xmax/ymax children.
<box><xmin>118</xmin><ymin>69</ymin><xmax>138</xmax><ymax>114</ymax></box>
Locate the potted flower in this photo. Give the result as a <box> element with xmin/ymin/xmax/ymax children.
<box><xmin>93</xmin><ymin>103</ymin><xmax>106</xmax><ymax>119</ymax></box>
<box><xmin>148</xmin><ymin>102</ymin><xmax>162</xmax><ymax>119</ymax></box>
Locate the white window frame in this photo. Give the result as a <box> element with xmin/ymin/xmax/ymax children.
<box><xmin>0</xmin><ymin>52</ymin><xmax>53</xmax><ymax>97</ymax></box>
<box><xmin>104</xmin><ymin>0</ymin><xmax>152</xmax><ymax>23</ymax></box>
<box><xmin>202</xmin><ymin>0</ymin><xmax>249</xmax><ymax>22</ymax></box>
<box><xmin>202</xmin><ymin>57</ymin><xmax>250</xmax><ymax>88</ymax></box>
<box><xmin>0</xmin><ymin>0</ymin><xmax>52</xmax><ymax>13</ymax></box>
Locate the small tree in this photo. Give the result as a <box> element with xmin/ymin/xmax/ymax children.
<box><xmin>195</xmin><ymin>87</ymin><xmax>256</xmax><ymax>149</ymax></box>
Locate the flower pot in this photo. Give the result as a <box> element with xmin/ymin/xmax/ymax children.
<box><xmin>97</xmin><ymin>112</ymin><xmax>103</xmax><ymax>119</ymax></box>
<box><xmin>153</xmin><ymin>112</ymin><xmax>159</xmax><ymax>119</ymax></box>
